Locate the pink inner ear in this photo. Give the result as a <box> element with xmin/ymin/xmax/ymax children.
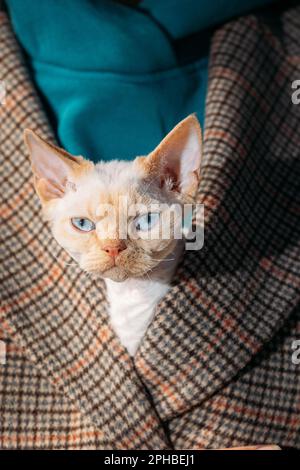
<box><xmin>160</xmin><ymin>166</ymin><xmax>181</xmax><ymax>191</ymax></box>
<box><xmin>35</xmin><ymin>177</ymin><xmax>66</xmax><ymax>201</ymax></box>
<box><xmin>153</xmin><ymin>116</ymin><xmax>202</xmax><ymax>196</ymax></box>
<box><xmin>32</xmin><ymin>152</ymin><xmax>70</xmax><ymax>187</ymax></box>
<box><xmin>25</xmin><ymin>130</ymin><xmax>78</xmax><ymax>201</ymax></box>
<box><xmin>25</xmin><ymin>130</ymin><xmax>73</xmax><ymax>182</ymax></box>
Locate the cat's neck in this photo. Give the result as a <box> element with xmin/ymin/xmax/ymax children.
<box><xmin>105</xmin><ymin>242</ymin><xmax>183</xmax><ymax>356</ymax></box>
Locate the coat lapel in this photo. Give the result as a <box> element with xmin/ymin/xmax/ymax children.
<box><xmin>0</xmin><ymin>11</ymin><xmax>168</xmax><ymax>449</ymax></box>
<box><xmin>135</xmin><ymin>7</ymin><xmax>300</xmax><ymax>419</ymax></box>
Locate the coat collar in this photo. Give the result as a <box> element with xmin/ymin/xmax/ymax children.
<box><xmin>0</xmin><ymin>11</ymin><xmax>168</xmax><ymax>449</ymax></box>
<box><xmin>135</xmin><ymin>11</ymin><xmax>300</xmax><ymax>418</ymax></box>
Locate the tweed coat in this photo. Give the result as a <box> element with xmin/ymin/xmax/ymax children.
<box><xmin>1</xmin><ymin>2</ymin><xmax>300</xmax><ymax>450</ymax></box>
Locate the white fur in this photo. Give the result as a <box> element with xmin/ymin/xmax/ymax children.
<box><xmin>105</xmin><ymin>277</ymin><xmax>170</xmax><ymax>356</ymax></box>
<box><xmin>105</xmin><ymin>242</ymin><xmax>183</xmax><ymax>356</ymax></box>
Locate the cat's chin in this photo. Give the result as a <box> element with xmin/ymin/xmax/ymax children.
<box><xmin>101</xmin><ymin>266</ymin><xmax>129</xmax><ymax>282</ymax></box>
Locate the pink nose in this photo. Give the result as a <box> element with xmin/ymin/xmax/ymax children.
<box><xmin>102</xmin><ymin>241</ymin><xmax>126</xmax><ymax>258</ymax></box>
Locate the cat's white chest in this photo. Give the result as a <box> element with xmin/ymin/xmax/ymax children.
<box><xmin>105</xmin><ymin>278</ymin><xmax>170</xmax><ymax>356</ymax></box>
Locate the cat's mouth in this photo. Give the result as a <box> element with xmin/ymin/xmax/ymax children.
<box><xmin>102</xmin><ymin>254</ymin><xmax>130</xmax><ymax>281</ymax></box>
<box><xmin>102</xmin><ymin>266</ymin><xmax>129</xmax><ymax>282</ymax></box>
<box><xmin>80</xmin><ymin>247</ymin><xmax>166</xmax><ymax>282</ymax></box>
<box><xmin>99</xmin><ymin>258</ymin><xmax>159</xmax><ymax>282</ymax></box>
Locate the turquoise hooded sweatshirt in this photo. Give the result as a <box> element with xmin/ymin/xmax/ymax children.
<box><xmin>7</xmin><ymin>0</ymin><xmax>274</xmax><ymax>162</ymax></box>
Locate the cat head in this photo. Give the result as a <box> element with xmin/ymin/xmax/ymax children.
<box><xmin>24</xmin><ymin>115</ymin><xmax>202</xmax><ymax>281</ymax></box>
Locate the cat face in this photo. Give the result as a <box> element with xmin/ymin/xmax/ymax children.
<box><xmin>24</xmin><ymin>115</ymin><xmax>202</xmax><ymax>281</ymax></box>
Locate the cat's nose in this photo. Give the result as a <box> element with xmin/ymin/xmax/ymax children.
<box><xmin>102</xmin><ymin>241</ymin><xmax>126</xmax><ymax>258</ymax></box>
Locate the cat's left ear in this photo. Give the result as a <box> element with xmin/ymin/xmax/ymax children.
<box><xmin>137</xmin><ymin>115</ymin><xmax>202</xmax><ymax>198</ymax></box>
<box><xmin>24</xmin><ymin>129</ymin><xmax>90</xmax><ymax>204</ymax></box>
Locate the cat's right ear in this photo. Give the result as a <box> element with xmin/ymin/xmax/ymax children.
<box><xmin>24</xmin><ymin>130</ymin><xmax>88</xmax><ymax>204</ymax></box>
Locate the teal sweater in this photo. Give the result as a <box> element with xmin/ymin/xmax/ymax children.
<box><xmin>7</xmin><ymin>0</ymin><xmax>274</xmax><ymax>162</ymax></box>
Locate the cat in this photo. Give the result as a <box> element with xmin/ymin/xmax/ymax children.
<box><xmin>24</xmin><ymin>115</ymin><xmax>202</xmax><ymax>356</ymax></box>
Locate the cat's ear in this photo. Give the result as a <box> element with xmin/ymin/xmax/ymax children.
<box><xmin>137</xmin><ymin>115</ymin><xmax>202</xmax><ymax>198</ymax></box>
<box><xmin>24</xmin><ymin>129</ymin><xmax>89</xmax><ymax>204</ymax></box>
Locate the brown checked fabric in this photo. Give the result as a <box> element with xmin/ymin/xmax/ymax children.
<box><xmin>0</xmin><ymin>11</ymin><xmax>168</xmax><ymax>450</ymax></box>
<box><xmin>1</xmin><ymin>2</ymin><xmax>300</xmax><ymax>450</ymax></box>
<box><xmin>135</xmin><ymin>4</ymin><xmax>300</xmax><ymax>448</ymax></box>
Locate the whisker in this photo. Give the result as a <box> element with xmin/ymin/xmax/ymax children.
<box><xmin>151</xmin><ymin>258</ymin><xmax>175</xmax><ymax>262</ymax></box>
<box><xmin>52</xmin><ymin>253</ymin><xmax>80</xmax><ymax>267</ymax></box>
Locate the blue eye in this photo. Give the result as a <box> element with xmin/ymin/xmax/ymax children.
<box><xmin>71</xmin><ymin>217</ymin><xmax>95</xmax><ymax>232</ymax></box>
<box><xmin>135</xmin><ymin>213</ymin><xmax>160</xmax><ymax>232</ymax></box>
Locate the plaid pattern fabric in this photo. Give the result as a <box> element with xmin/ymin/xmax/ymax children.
<box><xmin>1</xmin><ymin>3</ymin><xmax>300</xmax><ymax>450</ymax></box>
<box><xmin>0</xmin><ymin>11</ymin><xmax>168</xmax><ymax>450</ymax></box>
<box><xmin>136</xmin><ymin>4</ymin><xmax>300</xmax><ymax>449</ymax></box>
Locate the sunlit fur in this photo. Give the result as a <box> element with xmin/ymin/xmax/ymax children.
<box><xmin>42</xmin><ymin>159</ymin><xmax>184</xmax><ymax>281</ymax></box>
